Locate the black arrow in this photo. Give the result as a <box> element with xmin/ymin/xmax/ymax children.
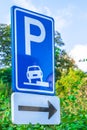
<box><xmin>18</xmin><ymin>101</ymin><xmax>57</xmax><ymax>119</ymax></box>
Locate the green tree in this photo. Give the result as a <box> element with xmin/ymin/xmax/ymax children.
<box><xmin>55</xmin><ymin>31</ymin><xmax>64</xmax><ymax>47</ymax></box>
<box><xmin>0</xmin><ymin>24</ymin><xmax>11</xmax><ymax>67</ymax></box>
<box><xmin>55</xmin><ymin>31</ymin><xmax>64</xmax><ymax>80</ymax></box>
<box><xmin>56</xmin><ymin>68</ymin><xmax>85</xmax><ymax>96</ymax></box>
<box><xmin>0</xmin><ymin>67</ymin><xmax>11</xmax><ymax>86</ymax></box>
<box><xmin>55</xmin><ymin>31</ymin><xmax>75</xmax><ymax>81</ymax></box>
<box><xmin>55</xmin><ymin>69</ymin><xmax>87</xmax><ymax>129</ymax></box>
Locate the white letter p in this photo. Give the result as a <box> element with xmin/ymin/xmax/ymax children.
<box><xmin>25</xmin><ymin>17</ymin><xmax>46</xmax><ymax>55</ymax></box>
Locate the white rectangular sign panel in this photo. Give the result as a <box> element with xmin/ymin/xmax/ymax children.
<box><xmin>11</xmin><ymin>92</ymin><xmax>60</xmax><ymax>124</ymax></box>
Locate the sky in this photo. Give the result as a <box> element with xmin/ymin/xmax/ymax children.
<box><xmin>0</xmin><ymin>0</ymin><xmax>87</xmax><ymax>72</ymax></box>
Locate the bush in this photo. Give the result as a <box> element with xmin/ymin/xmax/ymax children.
<box><xmin>56</xmin><ymin>68</ymin><xmax>87</xmax><ymax>129</ymax></box>
<box><xmin>0</xmin><ymin>68</ymin><xmax>87</xmax><ymax>129</ymax></box>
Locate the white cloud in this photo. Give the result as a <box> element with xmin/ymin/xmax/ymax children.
<box><xmin>38</xmin><ymin>5</ymin><xmax>73</xmax><ymax>32</ymax></box>
<box><xmin>53</xmin><ymin>5</ymin><xmax>74</xmax><ymax>31</ymax></box>
<box><xmin>42</xmin><ymin>6</ymin><xmax>52</xmax><ymax>16</ymax></box>
<box><xmin>54</xmin><ymin>15</ymin><xmax>68</xmax><ymax>31</ymax></box>
<box><xmin>13</xmin><ymin>0</ymin><xmax>37</xmax><ymax>11</ymax></box>
<box><xmin>0</xmin><ymin>0</ymin><xmax>38</xmax><ymax>25</ymax></box>
<box><xmin>37</xmin><ymin>7</ymin><xmax>68</xmax><ymax>32</ymax></box>
<box><xmin>69</xmin><ymin>44</ymin><xmax>87</xmax><ymax>72</ymax></box>
<box><xmin>2</xmin><ymin>1</ymin><xmax>74</xmax><ymax>31</ymax></box>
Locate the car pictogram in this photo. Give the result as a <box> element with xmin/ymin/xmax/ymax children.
<box><xmin>26</xmin><ymin>65</ymin><xmax>43</xmax><ymax>83</ymax></box>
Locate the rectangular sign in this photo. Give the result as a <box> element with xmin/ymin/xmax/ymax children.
<box><xmin>11</xmin><ymin>6</ymin><xmax>55</xmax><ymax>95</ymax></box>
<box><xmin>11</xmin><ymin>92</ymin><xmax>60</xmax><ymax>124</ymax></box>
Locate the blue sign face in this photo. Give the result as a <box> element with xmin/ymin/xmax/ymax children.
<box><xmin>11</xmin><ymin>6</ymin><xmax>55</xmax><ymax>95</ymax></box>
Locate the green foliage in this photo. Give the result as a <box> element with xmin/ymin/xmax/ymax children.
<box><xmin>0</xmin><ymin>27</ymin><xmax>87</xmax><ymax>129</ymax></box>
<box><xmin>55</xmin><ymin>31</ymin><xmax>64</xmax><ymax>47</ymax></box>
<box><xmin>56</xmin><ymin>68</ymin><xmax>85</xmax><ymax>96</ymax></box>
<box><xmin>0</xmin><ymin>24</ymin><xmax>11</xmax><ymax>67</ymax></box>
<box><xmin>0</xmin><ymin>67</ymin><xmax>11</xmax><ymax>87</ymax></box>
<box><xmin>0</xmin><ymin>68</ymin><xmax>87</xmax><ymax>129</ymax></box>
<box><xmin>56</xmin><ymin>69</ymin><xmax>87</xmax><ymax>129</ymax></box>
<box><xmin>55</xmin><ymin>31</ymin><xmax>75</xmax><ymax>81</ymax></box>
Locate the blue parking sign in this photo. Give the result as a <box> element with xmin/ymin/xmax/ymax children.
<box><xmin>11</xmin><ymin>6</ymin><xmax>55</xmax><ymax>95</ymax></box>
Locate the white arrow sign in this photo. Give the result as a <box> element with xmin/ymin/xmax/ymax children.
<box><xmin>11</xmin><ymin>92</ymin><xmax>60</xmax><ymax>124</ymax></box>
